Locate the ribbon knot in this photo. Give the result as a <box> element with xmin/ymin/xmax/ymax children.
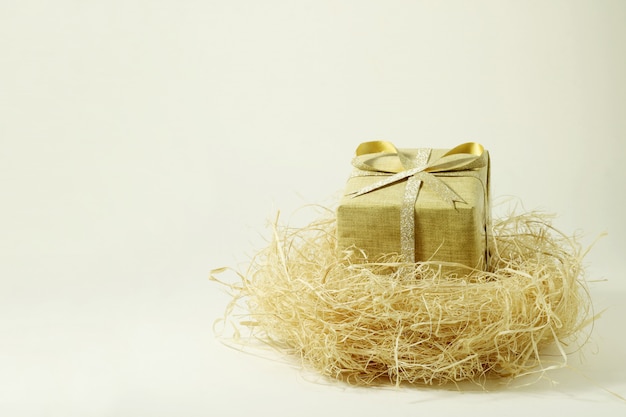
<box><xmin>348</xmin><ymin>141</ymin><xmax>487</xmax><ymax>263</ymax></box>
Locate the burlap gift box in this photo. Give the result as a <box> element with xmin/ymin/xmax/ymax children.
<box><xmin>337</xmin><ymin>141</ymin><xmax>491</xmax><ymax>271</ymax></box>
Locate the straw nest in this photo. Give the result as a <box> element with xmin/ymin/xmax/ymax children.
<box><xmin>212</xmin><ymin>208</ymin><xmax>593</xmax><ymax>386</ymax></box>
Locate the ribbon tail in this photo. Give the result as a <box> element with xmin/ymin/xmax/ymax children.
<box><xmin>418</xmin><ymin>172</ymin><xmax>466</xmax><ymax>206</ymax></box>
<box><xmin>348</xmin><ymin>167</ymin><xmax>422</xmax><ymax>198</ymax></box>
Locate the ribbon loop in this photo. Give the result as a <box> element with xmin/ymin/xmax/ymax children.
<box><xmin>353</xmin><ymin>141</ymin><xmax>418</xmax><ymax>173</ymax></box>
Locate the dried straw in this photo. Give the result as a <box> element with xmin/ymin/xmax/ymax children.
<box><xmin>212</xmin><ymin>208</ymin><xmax>593</xmax><ymax>386</ymax></box>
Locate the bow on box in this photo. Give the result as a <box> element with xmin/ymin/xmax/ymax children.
<box><xmin>348</xmin><ymin>141</ymin><xmax>488</xmax><ymax>263</ymax></box>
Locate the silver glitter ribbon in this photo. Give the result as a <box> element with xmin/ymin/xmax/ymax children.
<box><xmin>348</xmin><ymin>141</ymin><xmax>486</xmax><ymax>263</ymax></box>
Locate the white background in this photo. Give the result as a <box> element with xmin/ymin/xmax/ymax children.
<box><xmin>1</xmin><ymin>1</ymin><xmax>625</xmax><ymax>415</ymax></box>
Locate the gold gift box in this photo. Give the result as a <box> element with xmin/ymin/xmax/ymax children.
<box><xmin>336</xmin><ymin>142</ymin><xmax>491</xmax><ymax>272</ymax></box>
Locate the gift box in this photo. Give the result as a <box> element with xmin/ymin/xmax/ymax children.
<box><xmin>336</xmin><ymin>141</ymin><xmax>491</xmax><ymax>272</ymax></box>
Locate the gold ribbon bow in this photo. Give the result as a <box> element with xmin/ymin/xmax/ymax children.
<box><xmin>349</xmin><ymin>141</ymin><xmax>487</xmax><ymax>262</ymax></box>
